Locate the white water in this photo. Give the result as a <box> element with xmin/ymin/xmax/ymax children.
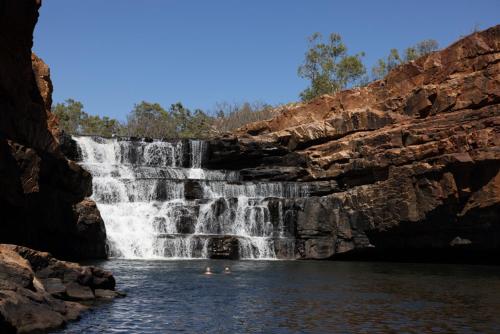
<box><xmin>74</xmin><ymin>136</ymin><xmax>306</xmax><ymax>260</ymax></box>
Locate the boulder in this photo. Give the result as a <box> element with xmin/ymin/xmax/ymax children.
<box><xmin>0</xmin><ymin>244</ymin><xmax>118</xmax><ymax>333</ymax></box>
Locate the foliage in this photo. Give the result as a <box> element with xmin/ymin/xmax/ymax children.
<box><xmin>211</xmin><ymin>101</ymin><xmax>274</xmax><ymax>133</ymax></box>
<box><xmin>185</xmin><ymin>108</ymin><xmax>213</xmax><ymax>139</ymax></box>
<box><xmin>53</xmin><ymin>99</ymin><xmax>86</xmax><ymax>134</ymax></box>
<box><xmin>125</xmin><ymin>101</ymin><xmax>172</xmax><ymax>138</ymax></box>
<box><xmin>81</xmin><ymin>115</ymin><xmax>122</xmax><ymax>137</ymax></box>
<box><xmin>53</xmin><ymin>99</ymin><xmax>123</xmax><ymax>136</ymax></box>
<box><xmin>54</xmin><ymin>35</ymin><xmax>441</xmax><ymax>138</ymax></box>
<box><xmin>298</xmin><ymin>32</ymin><xmax>366</xmax><ymax>101</ymax></box>
<box><xmin>371</xmin><ymin>39</ymin><xmax>439</xmax><ymax>80</ymax></box>
<box><xmin>54</xmin><ymin>99</ymin><xmax>213</xmax><ymax>139</ymax></box>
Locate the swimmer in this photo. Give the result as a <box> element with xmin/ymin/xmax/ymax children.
<box><xmin>223</xmin><ymin>266</ymin><xmax>231</xmax><ymax>274</ymax></box>
<box><xmin>204</xmin><ymin>266</ymin><xmax>213</xmax><ymax>275</ymax></box>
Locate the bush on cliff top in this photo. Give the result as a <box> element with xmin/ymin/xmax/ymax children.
<box><xmin>53</xmin><ymin>99</ymin><xmax>274</xmax><ymax>139</ymax></box>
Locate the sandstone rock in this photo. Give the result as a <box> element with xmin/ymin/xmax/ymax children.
<box><xmin>65</xmin><ymin>282</ymin><xmax>95</xmax><ymax>301</ymax></box>
<box><xmin>204</xmin><ymin>25</ymin><xmax>500</xmax><ymax>261</ymax></box>
<box><xmin>42</xmin><ymin>278</ymin><xmax>66</xmax><ymax>297</ymax></box>
<box><xmin>94</xmin><ymin>289</ymin><xmax>125</xmax><ymax>299</ymax></box>
<box><xmin>0</xmin><ymin>245</ymin><xmax>117</xmax><ymax>333</ymax></box>
<box><xmin>0</xmin><ymin>0</ymin><xmax>107</xmax><ymax>260</ymax></box>
<box><xmin>72</xmin><ymin>199</ymin><xmax>108</xmax><ymax>259</ymax></box>
<box><xmin>302</xmin><ymin>238</ymin><xmax>336</xmax><ymax>259</ymax></box>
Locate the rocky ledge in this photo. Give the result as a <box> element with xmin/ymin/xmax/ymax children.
<box><xmin>0</xmin><ymin>244</ymin><xmax>120</xmax><ymax>333</ymax></box>
<box><xmin>205</xmin><ymin>25</ymin><xmax>500</xmax><ymax>262</ymax></box>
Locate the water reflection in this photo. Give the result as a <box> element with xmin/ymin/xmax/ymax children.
<box><xmin>56</xmin><ymin>260</ymin><xmax>500</xmax><ymax>333</ymax></box>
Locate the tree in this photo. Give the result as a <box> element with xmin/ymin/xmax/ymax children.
<box><xmin>187</xmin><ymin>109</ymin><xmax>212</xmax><ymax>139</ymax></box>
<box><xmin>166</xmin><ymin>103</ymin><xmax>213</xmax><ymax>139</ymax></box>
<box><xmin>211</xmin><ymin>101</ymin><xmax>273</xmax><ymax>133</ymax></box>
<box><xmin>81</xmin><ymin>115</ymin><xmax>123</xmax><ymax>137</ymax></box>
<box><xmin>372</xmin><ymin>39</ymin><xmax>439</xmax><ymax>80</ymax></box>
<box><xmin>53</xmin><ymin>98</ymin><xmax>124</xmax><ymax>136</ymax></box>
<box><xmin>169</xmin><ymin>102</ymin><xmax>191</xmax><ymax>137</ymax></box>
<box><xmin>125</xmin><ymin>101</ymin><xmax>173</xmax><ymax>138</ymax></box>
<box><xmin>298</xmin><ymin>32</ymin><xmax>366</xmax><ymax>101</ymax></box>
<box><xmin>123</xmin><ymin>101</ymin><xmax>214</xmax><ymax>139</ymax></box>
<box><xmin>53</xmin><ymin>99</ymin><xmax>86</xmax><ymax>134</ymax></box>
<box><xmin>414</xmin><ymin>39</ymin><xmax>439</xmax><ymax>57</ymax></box>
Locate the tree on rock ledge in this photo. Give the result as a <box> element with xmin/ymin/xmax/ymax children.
<box><xmin>371</xmin><ymin>39</ymin><xmax>439</xmax><ymax>80</ymax></box>
<box><xmin>298</xmin><ymin>32</ymin><xmax>366</xmax><ymax>101</ymax></box>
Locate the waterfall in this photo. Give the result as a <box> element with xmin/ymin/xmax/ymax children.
<box><xmin>74</xmin><ymin>136</ymin><xmax>306</xmax><ymax>260</ymax></box>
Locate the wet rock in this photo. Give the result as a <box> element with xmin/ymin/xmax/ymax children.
<box><xmin>207</xmin><ymin>236</ymin><xmax>239</xmax><ymax>259</ymax></box>
<box><xmin>297</xmin><ymin>197</ymin><xmax>337</xmax><ymax>238</ymax></box>
<box><xmin>174</xmin><ymin>207</ymin><xmax>198</xmax><ymax>234</ymax></box>
<box><xmin>303</xmin><ymin>238</ymin><xmax>336</xmax><ymax>259</ymax></box>
<box><xmin>65</xmin><ymin>282</ymin><xmax>95</xmax><ymax>301</ymax></box>
<box><xmin>450</xmin><ymin>236</ymin><xmax>472</xmax><ymax>246</ymax></box>
<box><xmin>185</xmin><ymin>180</ymin><xmax>204</xmax><ymax>199</ymax></box>
<box><xmin>42</xmin><ymin>278</ymin><xmax>66</xmax><ymax>297</ymax></box>
<box><xmin>58</xmin><ymin>131</ymin><xmax>81</xmax><ymax>161</ymax></box>
<box><xmin>72</xmin><ymin>199</ymin><xmax>107</xmax><ymax>259</ymax></box>
<box><xmin>204</xmin><ymin>138</ymin><xmax>295</xmax><ymax>170</ymax></box>
<box><xmin>273</xmin><ymin>238</ymin><xmax>297</xmax><ymax>259</ymax></box>
<box><xmin>94</xmin><ymin>289</ymin><xmax>124</xmax><ymax>299</ymax></box>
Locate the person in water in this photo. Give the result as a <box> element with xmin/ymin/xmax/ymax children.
<box><xmin>224</xmin><ymin>266</ymin><xmax>231</xmax><ymax>274</ymax></box>
<box><xmin>204</xmin><ymin>266</ymin><xmax>213</xmax><ymax>275</ymax></box>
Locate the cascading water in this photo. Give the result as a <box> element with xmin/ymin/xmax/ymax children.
<box><xmin>74</xmin><ymin>136</ymin><xmax>308</xmax><ymax>260</ymax></box>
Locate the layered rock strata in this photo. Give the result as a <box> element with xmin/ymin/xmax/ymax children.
<box><xmin>0</xmin><ymin>0</ymin><xmax>107</xmax><ymax>259</ymax></box>
<box><xmin>0</xmin><ymin>244</ymin><xmax>118</xmax><ymax>333</ymax></box>
<box><xmin>205</xmin><ymin>26</ymin><xmax>500</xmax><ymax>261</ymax></box>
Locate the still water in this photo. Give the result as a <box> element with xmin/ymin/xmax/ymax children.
<box><xmin>55</xmin><ymin>260</ymin><xmax>500</xmax><ymax>333</ymax></box>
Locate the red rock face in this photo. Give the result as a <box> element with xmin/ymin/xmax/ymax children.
<box><xmin>0</xmin><ymin>0</ymin><xmax>106</xmax><ymax>260</ymax></box>
<box><xmin>212</xmin><ymin>25</ymin><xmax>500</xmax><ymax>260</ymax></box>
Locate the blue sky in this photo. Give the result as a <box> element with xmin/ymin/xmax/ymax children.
<box><xmin>34</xmin><ymin>0</ymin><xmax>499</xmax><ymax>121</ymax></box>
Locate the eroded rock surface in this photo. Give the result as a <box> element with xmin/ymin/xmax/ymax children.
<box><xmin>0</xmin><ymin>244</ymin><xmax>119</xmax><ymax>333</ymax></box>
<box><xmin>206</xmin><ymin>25</ymin><xmax>500</xmax><ymax>261</ymax></box>
<box><xmin>0</xmin><ymin>0</ymin><xmax>107</xmax><ymax>259</ymax></box>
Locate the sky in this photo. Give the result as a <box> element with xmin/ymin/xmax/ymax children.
<box><xmin>34</xmin><ymin>0</ymin><xmax>499</xmax><ymax>121</ymax></box>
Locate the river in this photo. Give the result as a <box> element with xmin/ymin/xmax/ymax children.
<box><xmin>55</xmin><ymin>259</ymin><xmax>500</xmax><ymax>333</ymax></box>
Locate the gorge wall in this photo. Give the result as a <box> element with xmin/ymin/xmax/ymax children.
<box><xmin>0</xmin><ymin>0</ymin><xmax>107</xmax><ymax>260</ymax></box>
<box><xmin>1</xmin><ymin>0</ymin><xmax>498</xmax><ymax>264</ymax></box>
<box><xmin>0</xmin><ymin>2</ymin><xmax>120</xmax><ymax>332</ymax></box>
<box><xmin>205</xmin><ymin>25</ymin><xmax>500</xmax><ymax>262</ymax></box>
<box><xmin>66</xmin><ymin>26</ymin><xmax>499</xmax><ymax>263</ymax></box>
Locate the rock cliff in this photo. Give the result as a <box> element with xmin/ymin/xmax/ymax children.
<box><xmin>206</xmin><ymin>25</ymin><xmax>500</xmax><ymax>261</ymax></box>
<box><xmin>0</xmin><ymin>0</ymin><xmax>107</xmax><ymax>259</ymax></box>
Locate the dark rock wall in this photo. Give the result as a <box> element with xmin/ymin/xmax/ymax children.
<box><xmin>0</xmin><ymin>0</ymin><xmax>107</xmax><ymax>260</ymax></box>
<box><xmin>206</xmin><ymin>25</ymin><xmax>500</xmax><ymax>262</ymax></box>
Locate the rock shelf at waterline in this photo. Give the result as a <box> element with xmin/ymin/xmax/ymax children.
<box><xmin>74</xmin><ymin>136</ymin><xmax>309</xmax><ymax>260</ymax></box>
